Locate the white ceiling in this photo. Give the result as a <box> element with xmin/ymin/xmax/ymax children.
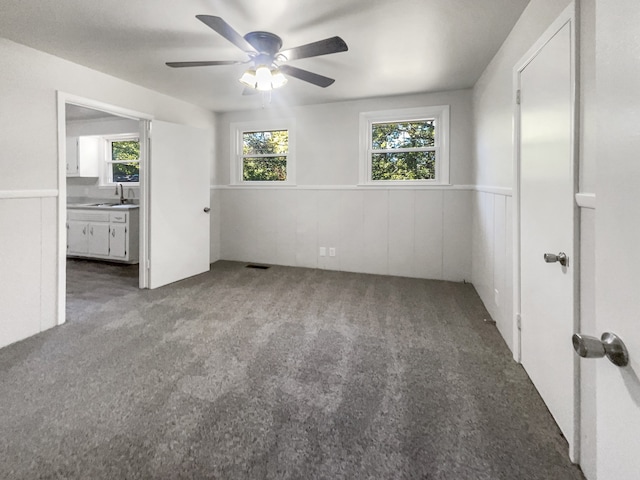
<box><xmin>0</xmin><ymin>0</ymin><xmax>530</xmax><ymax>113</ymax></box>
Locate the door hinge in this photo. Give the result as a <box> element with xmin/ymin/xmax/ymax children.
<box><xmin>516</xmin><ymin>313</ymin><xmax>522</xmax><ymax>330</ymax></box>
<box><xmin>146</xmin><ymin>259</ymin><xmax>150</xmax><ymax>270</ymax></box>
<box><xmin>516</xmin><ymin>89</ymin><xmax>521</xmax><ymax>105</ymax></box>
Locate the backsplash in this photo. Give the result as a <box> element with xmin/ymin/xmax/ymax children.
<box><xmin>67</xmin><ymin>177</ymin><xmax>139</xmax><ymax>204</ymax></box>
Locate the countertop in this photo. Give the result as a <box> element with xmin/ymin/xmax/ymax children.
<box><xmin>68</xmin><ymin>203</ymin><xmax>139</xmax><ymax>210</ymax></box>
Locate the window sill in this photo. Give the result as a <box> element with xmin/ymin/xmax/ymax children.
<box><xmin>228</xmin><ymin>182</ymin><xmax>297</xmax><ymax>187</ymax></box>
<box><xmin>357</xmin><ymin>182</ymin><xmax>453</xmax><ymax>188</ymax></box>
<box><xmin>98</xmin><ymin>184</ymin><xmax>140</xmax><ymax>189</ymax></box>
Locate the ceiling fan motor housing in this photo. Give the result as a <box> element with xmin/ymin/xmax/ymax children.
<box><xmin>244</xmin><ymin>31</ymin><xmax>283</xmax><ymax>59</ymax></box>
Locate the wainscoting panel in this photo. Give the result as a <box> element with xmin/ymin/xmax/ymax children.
<box><xmin>413</xmin><ymin>190</ymin><xmax>445</xmax><ymax>279</ymax></box>
<box><xmin>295</xmin><ymin>190</ymin><xmax>320</xmax><ymax>269</ymax></box>
<box><xmin>471</xmin><ymin>189</ymin><xmax>514</xmax><ymax>350</ymax></box>
<box><xmin>275</xmin><ymin>189</ymin><xmax>297</xmax><ymax>267</ymax></box>
<box><xmin>337</xmin><ymin>189</ymin><xmax>365</xmax><ymax>274</ymax></box>
<box><xmin>443</xmin><ymin>190</ymin><xmax>473</xmax><ymax>281</ymax></box>
<box><xmin>0</xmin><ymin>195</ymin><xmax>58</xmax><ymax>349</ymax></box>
<box><xmin>210</xmin><ymin>188</ymin><xmax>221</xmax><ymax>263</ymax></box>
<box><xmin>362</xmin><ymin>190</ymin><xmax>390</xmax><ymax>276</ymax></box>
<box><xmin>388</xmin><ymin>189</ymin><xmax>417</xmax><ymax>278</ymax></box>
<box><xmin>219</xmin><ymin>187</ymin><xmax>472</xmax><ymax>282</ymax></box>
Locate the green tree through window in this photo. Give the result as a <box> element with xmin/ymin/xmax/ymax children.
<box><xmin>371</xmin><ymin>121</ymin><xmax>435</xmax><ymax>180</ymax></box>
<box><xmin>242</xmin><ymin>130</ymin><xmax>289</xmax><ymax>181</ymax></box>
<box><xmin>109</xmin><ymin>138</ymin><xmax>140</xmax><ymax>183</ymax></box>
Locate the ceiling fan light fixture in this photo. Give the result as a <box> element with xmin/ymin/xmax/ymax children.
<box><xmin>271</xmin><ymin>68</ymin><xmax>288</xmax><ymax>89</ymax></box>
<box><xmin>239</xmin><ymin>69</ymin><xmax>257</xmax><ymax>88</ymax></box>
<box><xmin>255</xmin><ymin>65</ymin><xmax>272</xmax><ymax>91</ymax></box>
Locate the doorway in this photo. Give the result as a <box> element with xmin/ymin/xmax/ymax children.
<box><xmin>57</xmin><ymin>92</ymin><xmax>212</xmax><ymax>326</ymax></box>
<box><xmin>57</xmin><ymin>93</ymin><xmax>152</xmax><ymax>326</ymax></box>
<box><xmin>513</xmin><ymin>4</ymin><xmax>579</xmax><ymax>461</ymax></box>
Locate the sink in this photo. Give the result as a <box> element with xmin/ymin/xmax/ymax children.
<box><xmin>88</xmin><ymin>203</ymin><xmax>121</xmax><ymax>207</ymax></box>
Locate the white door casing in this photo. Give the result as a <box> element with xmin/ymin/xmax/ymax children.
<box><xmin>593</xmin><ymin>0</ymin><xmax>640</xmax><ymax>478</ymax></box>
<box><xmin>148</xmin><ymin>121</ymin><xmax>211</xmax><ymax>289</ymax></box>
<box><xmin>57</xmin><ymin>93</ymin><xmax>152</xmax><ymax>325</ymax></box>
<box><xmin>514</xmin><ymin>5</ymin><xmax>578</xmax><ymax>460</ymax></box>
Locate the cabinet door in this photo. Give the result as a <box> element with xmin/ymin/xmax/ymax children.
<box><xmin>87</xmin><ymin>222</ymin><xmax>110</xmax><ymax>256</ymax></box>
<box><xmin>66</xmin><ymin>137</ymin><xmax>79</xmax><ymax>176</ymax></box>
<box><xmin>77</xmin><ymin>136</ymin><xmax>101</xmax><ymax>177</ymax></box>
<box><xmin>109</xmin><ymin>224</ymin><xmax>127</xmax><ymax>259</ymax></box>
<box><xmin>67</xmin><ymin>221</ymin><xmax>88</xmax><ymax>254</ymax></box>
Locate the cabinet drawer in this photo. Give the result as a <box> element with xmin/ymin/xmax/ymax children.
<box><xmin>110</xmin><ymin>212</ymin><xmax>127</xmax><ymax>223</ymax></box>
<box><xmin>68</xmin><ymin>210</ymin><xmax>110</xmax><ymax>222</ymax></box>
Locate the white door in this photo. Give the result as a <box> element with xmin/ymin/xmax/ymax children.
<box><xmin>592</xmin><ymin>1</ymin><xmax>640</xmax><ymax>477</ymax></box>
<box><xmin>148</xmin><ymin>121</ymin><xmax>211</xmax><ymax>289</ymax></box>
<box><xmin>517</xmin><ymin>12</ymin><xmax>576</xmax><ymax>455</ymax></box>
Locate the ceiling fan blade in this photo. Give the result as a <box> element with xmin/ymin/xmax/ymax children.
<box><xmin>196</xmin><ymin>15</ymin><xmax>257</xmax><ymax>54</ymax></box>
<box><xmin>279</xmin><ymin>36</ymin><xmax>348</xmax><ymax>62</ymax></box>
<box><xmin>166</xmin><ymin>60</ymin><xmax>243</xmax><ymax>68</ymax></box>
<box><xmin>279</xmin><ymin>65</ymin><xmax>335</xmax><ymax>88</ymax></box>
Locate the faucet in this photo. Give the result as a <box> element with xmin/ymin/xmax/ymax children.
<box><xmin>115</xmin><ymin>183</ymin><xmax>126</xmax><ymax>204</ymax></box>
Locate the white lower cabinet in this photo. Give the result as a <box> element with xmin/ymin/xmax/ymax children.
<box><xmin>67</xmin><ymin>220</ymin><xmax>89</xmax><ymax>254</ymax></box>
<box><xmin>67</xmin><ymin>208</ymin><xmax>139</xmax><ymax>263</ymax></box>
<box><xmin>88</xmin><ymin>222</ymin><xmax>110</xmax><ymax>256</ymax></box>
<box><xmin>109</xmin><ymin>224</ymin><xmax>127</xmax><ymax>259</ymax></box>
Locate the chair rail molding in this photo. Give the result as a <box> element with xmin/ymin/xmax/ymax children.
<box><xmin>0</xmin><ymin>189</ymin><xmax>58</xmax><ymax>199</ymax></box>
<box><xmin>575</xmin><ymin>193</ymin><xmax>595</xmax><ymax>209</ymax></box>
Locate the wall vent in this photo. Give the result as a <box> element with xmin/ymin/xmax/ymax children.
<box><xmin>246</xmin><ymin>264</ymin><xmax>270</xmax><ymax>270</ymax></box>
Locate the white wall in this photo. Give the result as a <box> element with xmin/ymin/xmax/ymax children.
<box><xmin>0</xmin><ymin>38</ymin><xmax>216</xmax><ymax>350</ymax></box>
<box><xmin>215</xmin><ymin>90</ymin><xmax>474</xmax><ymax>281</ymax></box>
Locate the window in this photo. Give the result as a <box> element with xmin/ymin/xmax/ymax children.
<box><xmin>231</xmin><ymin>121</ymin><xmax>295</xmax><ymax>185</ymax></box>
<box><xmin>103</xmin><ymin>134</ymin><xmax>140</xmax><ymax>185</ymax></box>
<box><xmin>360</xmin><ymin>105</ymin><xmax>450</xmax><ymax>185</ymax></box>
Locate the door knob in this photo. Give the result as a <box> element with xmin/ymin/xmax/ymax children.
<box><xmin>572</xmin><ymin>332</ymin><xmax>629</xmax><ymax>367</ymax></box>
<box><xmin>544</xmin><ymin>252</ymin><xmax>568</xmax><ymax>266</ymax></box>
<box><xmin>203</xmin><ymin>207</ymin><xmax>210</xmax><ymax>213</ymax></box>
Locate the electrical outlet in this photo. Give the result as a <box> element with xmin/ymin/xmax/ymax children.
<box><xmin>319</xmin><ymin>247</ymin><xmax>326</xmax><ymax>257</ymax></box>
<box><xmin>329</xmin><ymin>247</ymin><xmax>336</xmax><ymax>257</ymax></box>
<box><xmin>494</xmin><ymin>288</ymin><xmax>500</xmax><ymax>306</ymax></box>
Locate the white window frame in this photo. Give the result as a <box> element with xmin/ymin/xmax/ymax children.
<box><xmin>100</xmin><ymin>133</ymin><xmax>140</xmax><ymax>187</ymax></box>
<box><xmin>359</xmin><ymin>105</ymin><xmax>450</xmax><ymax>186</ymax></box>
<box><xmin>230</xmin><ymin>119</ymin><xmax>296</xmax><ymax>185</ymax></box>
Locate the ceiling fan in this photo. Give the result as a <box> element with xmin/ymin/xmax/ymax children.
<box><xmin>166</xmin><ymin>15</ymin><xmax>348</xmax><ymax>92</ymax></box>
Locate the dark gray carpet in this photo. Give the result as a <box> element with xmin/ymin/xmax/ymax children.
<box><xmin>0</xmin><ymin>260</ymin><xmax>585</xmax><ymax>479</ymax></box>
